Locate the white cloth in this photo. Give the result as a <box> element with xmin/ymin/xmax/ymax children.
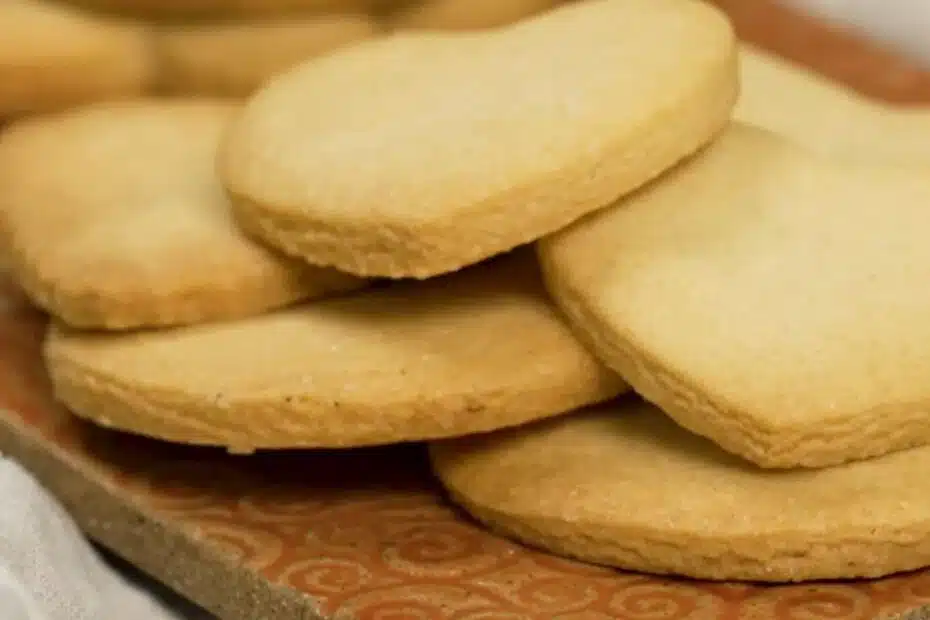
<box><xmin>0</xmin><ymin>457</ymin><xmax>186</xmax><ymax>620</ymax></box>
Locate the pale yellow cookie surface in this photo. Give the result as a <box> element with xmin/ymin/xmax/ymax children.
<box><xmin>431</xmin><ymin>397</ymin><xmax>930</xmax><ymax>582</ymax></box>
<box><xmin>0</xmin><ymin>0</ymin><xmax>153</xmax><ymax>118</ymax></box>
<box><xmin>737</xmin><ymin>45</ymin><xmax>930</xmax><ymax>164</ymax></box>
<box><xmin>539</xmin><ymin>123</ymin><xmax>930</xmax><ymax>469</ymax></box>
<box><xmin>154</xmin><ymin>14</ymin><xmax>380</xmax><ymax>97</ymax></box>
<box><xmin>0</xmin><ymin>99</ymin><xmax>364</xmax><ymax>330</ymax></box>
<box><xmin>45</xmin><ymin>251</ymin><xmax>626</xmax><ymax>452</ymax></box>
<box><xmin>221</xmin><ymin>0</ymin><xmax>737</xmax><ymax>278</ymax></box>
<box><xmin>388</xmin><ymin>0</ymin><xmax>560</xmax><ymax>31</ymax></box>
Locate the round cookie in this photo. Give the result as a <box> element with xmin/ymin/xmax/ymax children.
<box><xmin>221</xmin><ymin>0</ymin><xmax>737</xmax><ymax>279</ymax></box>
<box><xmin>430</xmin><ymin>397</ymin><xmax>930</xmax><ymax>582</ymax></box>
<box><xmin>154</xmin><ymin>14</ymin><xmax>380</xmax><ymax>97</ymax></box>
<box><xmin>45</xmin><ymin>251</ymin><xmax>627</xmax><ymax>452</ymax></box>
<box><xmin>0</xmin><ymin>0</ymin><xmax>153</xmax><ymax>118</ymax></box>
<box><xmin>538</xmin><ymin>123</ymin><xmax>930</xmax><ymax>469</ymax></box>
<box><xmin>0</xmin><ymin>99</ymin><xmax>365</xmax><ymax>330</ymax></box>
<box><xmin>388</xmin><ymin>0</ymin><xmax>560</xmax><ymax>31</ymax></box>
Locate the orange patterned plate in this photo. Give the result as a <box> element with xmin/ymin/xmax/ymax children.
<box><xmin>5</xmin><ymin>2</ymin><xmax>930</xmax><ymax>619</ymax></box>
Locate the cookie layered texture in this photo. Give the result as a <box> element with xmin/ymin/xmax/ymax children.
<box><xmin>221</xmin><ymin>0</ymin><xmax>737</xmax><ymax>279</ymax></box>
<box><xmin>0</xmin><ymin>99</ymin><xmax>364</xmax><ymax>330</ymax></box>
<box><xmin>539</xmin><ymin>123</ymin><xmax>930</xmax><ymax>469</ymax></box>
<box><xmin>0</xmin><ymin>0</ymin><xmax>153</xmax><ymax>118</ymax></box>
<box><xmin>153</xmin><ymin>14</ymin><xmax>380</xmax><ymax>97</ymax></box>
<box><xmin>430</xmin><ymin>397</ymin><xmax>930</xmax><ymax>582</ymax></box>
<box><xmin>737</xmin><ymin>45</ymin><xmax>930</xmax><ymax>164</ymax></box>
<box><xmin>45</xmin><ymin>252</ymin><xmax>626</xmax><ymax>452</ymax></box>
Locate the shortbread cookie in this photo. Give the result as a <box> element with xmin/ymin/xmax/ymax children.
<box><xmin>0</xmin><ymin>0</ymin><xmax>153</xmax><ymax>118</ymax></box>
<box><xmin>154</xmin><ymin>14</ymin><xmax>380</xmax><ymax>97</ymax></box>
<box><xmin>388</xmin><ymin>0</ymin><xmax>559</xmax><ymax>31</ymax></box>
<box><xmin>737</xmin><ymin>46</ymin><xmax>930</xmax><ymax>164</ymax></box>
<box><xmin>60</xmin><ymin>0</ymin><xmax>385</xmax><ymax>19</ymax></box>
<box><xmin>0</xmin><ymin>99</ymin><xmax>364</xmax><ymax>330</ymax></box>
<box><xmin>538</xmin><ymin>123</ymin><xmax>930</xmax><ymax>469</ymax></box>
<box><xmin>430</xmin><ymin>398</ymin><xmax>930</xmax><ymax>582</ymax></box>
<box><xmin>221</xmin><ymin>0</ymin><xmax>737</xmax><ymax>279</ymax></box>
<box><xmin>45</xmin><ymin>251</ymin><xmax>626</xmax><ymax>452</ymax></box>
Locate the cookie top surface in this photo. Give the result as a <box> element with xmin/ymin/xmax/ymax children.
<box><xmin>538</xmin><ymin>123</ymin><xmax>930</xmax><ymax>468</ymax></box>
<box><xmin>430</xmin><ymin>397</ymin><xmax>930</xmax><ymax>581</ymax></box>
<box><xmin>46</xmin><ymin>251</ymin><xmax>625</xmax><ymax>450</ymax></box>
<box><xmin>736</xmin><ymin>45</ymin><xmax>930</xmax><ymax>164</ymax></box>
<box><xmin>221</xmin><ymin>0</ymin><xmax>736</xmax><ymax>278</ymax></box>
<box><xmin>0</xmin><ymin>99</ymin><xmax>363</xmax><ymax>329</ymax></box>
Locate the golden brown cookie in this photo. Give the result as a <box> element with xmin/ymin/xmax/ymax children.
<box><xmin>45</xmin><ymin>251</ymin><xmax>627</xmax><ymax>453</ymax></box>
<box><xmin>387</xmin><ymin>0</ymin><xmax>560</xmax><ymax>31</ymax></box>
<box><xmin>539</xmin><ymin>123</ymin><xmax>930</xmax><ymax>469</ymax></box>
<box><xmin>737</xmin><ymin>45</ymin><xmax>930</xmax><ymax>164</ymax></box>
<box><xmin>221</xmin><ymin>0</ymin><xmax>737</xmax><ymax>278</ymax></box>
<box><xmin>58</xmin><ymin>0</ymin><xmax>389</xmax><ymax>19</ymax></box>
<box><xmin>431</xmin><ymin>397</ymin><xmax>930</xmax><ymax>582</ymax></box>
<box><xmin>0</xmin><ymin>99</ymin><xmax>364</xmax><ymax>330</ymax></box>
<box><xmin>153</xmin><ymin>14</ymin><xmax>380</xmax><ymax>97</ymax></box>
<box><xmin>0</xmin><ymin>0</ymin><xmax>153</xmax><ymax>118</ymax></box>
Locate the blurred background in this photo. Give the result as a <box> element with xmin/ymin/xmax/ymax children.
<box><xmin>2</xmin><ymin>0</ymin><xmax>930</xmax><ymax>124</ymax></box>
<box><xmin>786</xmin><ymin>0</ymin><xmax>930</xmax><ymax>66</ymax></box>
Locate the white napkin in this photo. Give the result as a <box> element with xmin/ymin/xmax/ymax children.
<box><xmin>0</xmin><ymin>456</ymin><xmax>187</xmax><ymax>620</ymax></box>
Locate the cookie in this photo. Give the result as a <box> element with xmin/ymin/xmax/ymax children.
<box><xmin>0</xmin><ymin>99</ymin><xmax>364</xmax><ymax>330</ymax></box>
<box><xmin>538</xmin><ymin>123</ymin><xmax>930</xmax><ymax>469</ymax></box>
<box><xmin>221</xmin><ymin>0</ymin><xmax>737</xmax><ymax>279</ymax></box>
<box><xmin>737</xmin><ymin>45</ymin><xmax>930</xmax><ymax>164</ymax></box>
<box><xmin>45</xmin><ymin>251</ymin><xmax>626</xmax><ymax>452</ymax></box>
<box><xmin>0</xmin><ymin>0</ymin><xmax>153</xmax><ymax>118</ymax></box>
<box><xmin>430</xmin><ymin>397</ymin><xmax>930</xmax><ymax>582</ymax></box>
<box><xmin>59</xmin><ymin>0</ymin><xmax>386</xmax><ymax>19</ymax></box>
<box><xmin>388</xmin><ymin>0</ymin><xmax>560</xmax><ymax>31</ymax></box>
<box><xmin>153</xmin><ymin>14</ymin><xmax>380</xmax><ymax>97</ymax></box>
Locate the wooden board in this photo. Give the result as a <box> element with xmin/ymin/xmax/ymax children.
<box><xmin>5</xmin><ymin>1</ymin><xmax>930</xmax><ymax>618</ymax></box>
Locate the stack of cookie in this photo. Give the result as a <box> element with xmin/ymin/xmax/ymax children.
<box><xmin>5</xmin><ymin>0</ymin><xmax>930</xmax><ymax>586</ymax></box>
<box><xmin>0</xmin><ymin>0</ymin><xmax>567</xmax><ymax>116</ymax></box>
